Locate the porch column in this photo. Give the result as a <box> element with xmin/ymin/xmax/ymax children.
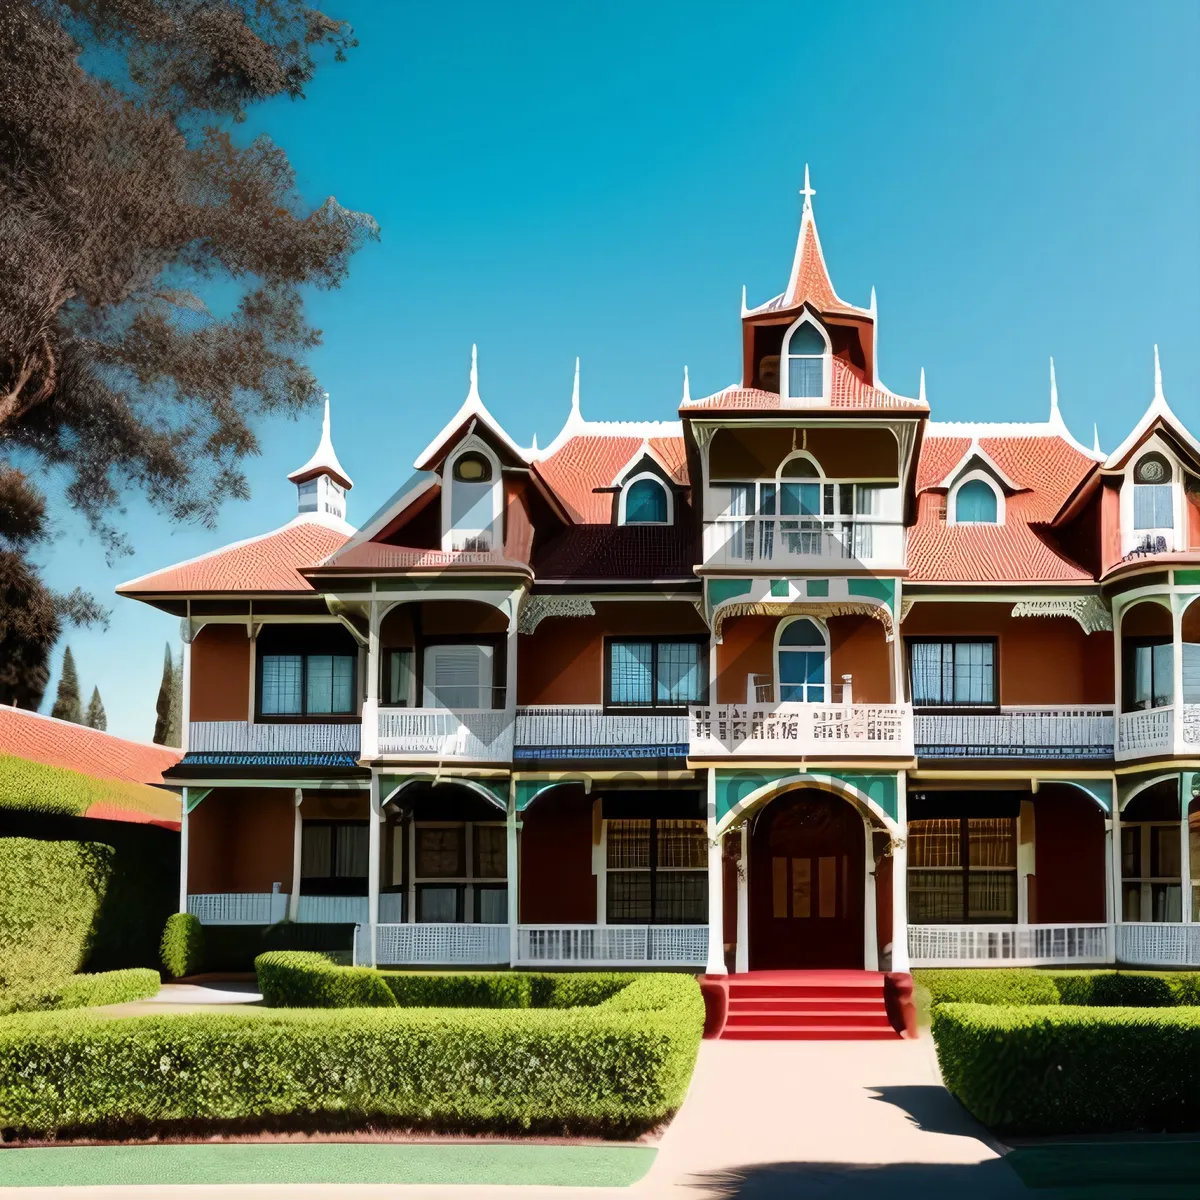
<box><xmin>890</xmin><ymin>836</ymin><xmax>910</xmax><ymax>972</ymax></box>
<box><xmin>179</xmin><ymin>788</ymin><xmax>189</xmax><ymax>914</ymax></box>
<box><xmin>1182</xmin><ymin>774</ymin><xmax>1193</xmax><ymax>925</ymax></box>
<box><xmin>705</xmin><ymin>771</ymin><xmax>726</xmax><ymax>975</ymax></box>
<box><xmin>361</xmin><ymin>600</ymin><xmax>380</xmax><ymax>758</ymax></box>
<box><xmin>1110</xmin><ymin>799</ymin><xmax>1123</xmax><ymax>963</ymax></box>
<box><xmin>368</xmin><ymin>772</ymin><xmax>381</xmax><ymax>967</ymax></box>
<box><xmin>286</xmin><ymin>788</ymin><xmax>303</xmax><ymax>922</ymax></box>
<box><xmin>507</xmin><ymin>795</ymin><xmax>520</xmax><ymax>967</ymax></box>
<box><xmin>1172</xmin><ymin>598</ymin><xmax>1186</xmax><ymax>756</ymax></box>
<box><xmin>863</xmin><ymin>821</ymin><xmax>879</xmax><ymax>972</ymax></box>
<box><xmin>1017</xmin><ymin>798</ymin><xmax>1036</xmax><ymax>924</ymax></box>
<box><xmin>735</xmin><ymin>824</ymin><xmax>749</xmax><ymax>974</ymax></box>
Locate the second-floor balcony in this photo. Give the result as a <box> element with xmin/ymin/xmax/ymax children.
<box><xmin>188</xmin><ymin>720</ymin><xmax>361</xmax><ymax>757</ymax></box>
<box><xmin>514</xmin><ymin>706</ymin><xmax>690</xmax><ymax>762</ymax></box>
<box><xmin>375</xmin><ymin>688</ymin><xmax>513</xmax><ymax>762</ymax></box>
<box><xmin>702</xmin><ymin>514</ymin><xmax>904</xmax><ymax>570</ymax></box>
<box><xmin>914</xmin><ymin>706</ymin><xmax>1116</xmax><ymax>760</ymax></box>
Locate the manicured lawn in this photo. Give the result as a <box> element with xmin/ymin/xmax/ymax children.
<box><xmin>1005</xmin><ymin>1140</ymin><xmax>1200</xmax><ymax>1197</ymax></box>
<box><xmin>0</xmin><ymin>1142</ymin><xmax>657</xmax><ymax>1188</ymax></box>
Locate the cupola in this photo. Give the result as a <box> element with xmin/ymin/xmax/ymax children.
<box><xmin>288</xmin><ymin>394</ymin><xmax>353</xmax><ymax>523</ymax></box>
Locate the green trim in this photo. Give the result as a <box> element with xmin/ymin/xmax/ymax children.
<box><xmin>184</xmin><ymin>787</ymin><xmax>212</xmax><ymax>814</ymax></box>
<box><xmin>379</xmin><ymin>774</ymin><xmax>509</xmax><ymax>812</ymax></box>
<box><xmin>769</xmin><ymin>579</ymin><xmax>788</xmax><ymax>598</ymax></box>
<box><xmin>706</xmin><ymin>578</ymin><xmax>753</xmax><ymax>609</ymax></box>
<box><xmin>0</xmin><ymin>1144</ymin><xmax>656</xmax><ymax>1189</ymax></box>
<box><xmin>714</xmin><ymin>767</ymin><xmax>899</xmax><ymax>825</ymax></box>
<box><xmin>806</xmin><ymin>579</ymin><xmax>830</xmax><ymax>597</ymax></box>
<box><xmin>1052</xmin><ymin>777</ymin><xmax>1113</xmax><ymax>814</ymax></box>
<box><xmin>514</xmin><ymin>778</ymin><xmax>589</xmax><ymax>812</ymax></box>
<box><xmin>848</xmin><ymin>577</ymin><xmax>896</xmax><ymax>611</ymax></box>
<box><xmin>1174</xmin><ymin>569</ymin><xmax>1200</xmax><ymax>586</ymax></box>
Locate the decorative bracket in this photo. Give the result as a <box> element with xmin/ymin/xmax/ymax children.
<box><xmin>517</xmin><ymin>595</ymin><xmax>596</xmax><ymax>635</ymax></box>
<box><xmin>1010</xmin><ymin>596</ymin><xmax>1112</xmax><ymax>634</ymax></box>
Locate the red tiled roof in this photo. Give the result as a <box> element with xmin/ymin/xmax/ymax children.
<box><xmin>908</xmin><ymin>433</ymin><xmax>1098</xmax><ymax>582</ymax></box>
<box><xmin>533</xmin><ymin>522</ymin><xmax>695</xmax><ymax>581</ymax></box>
<box><xmin>117</xmin><ymin>519</ymin><xmax>349</xmax><ymax>596</ymax></box>
<box><xmin>534</xmin><ymin>434</ymin><xmax>689</xmax><ymax>523</ymax></box>
<box><xmin>312</xmin><ymin>542</ymin><xmax>531</xmax><ymax>573</ymax></box>
<box><xmin>0</xmin><ymin>706</ymin><xmax>181</xmax><ymax>786</ymax></box>
<box><xmin>686</xmin><ymin>359</ymin><xmax>925</xmax><ymax>413</ymax></box>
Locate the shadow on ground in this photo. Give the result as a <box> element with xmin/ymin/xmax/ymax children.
<box><xmin>680</xmin><ymin>1160</ymin><xmax>1026</xmax><ymax>1198</ymax></box>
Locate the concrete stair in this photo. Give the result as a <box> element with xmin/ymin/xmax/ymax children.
<box><xmin>720</xmin><ymin>970</ymin><xmax>901</xmax><ymax>1041</ymax></box>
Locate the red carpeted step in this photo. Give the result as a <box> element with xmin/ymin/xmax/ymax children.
<box><xmin>725</xmin><ymin>1010</ymin><xmax>895</xmax><ymax>1028</ymax></box>
<box><xmin>728</xmin><ymin>997</ymin><xmax>883</xmax><ymax>1014</ymax></box>
<box><xmin>721</xmin><ymin>1024</ymin><xmax>900</xmax><ymax>1041</ymax></box>
<box><xmin>716</xmin><ymin>970</ymin><xmax>903</xmax><ymax>1040</ymax></box>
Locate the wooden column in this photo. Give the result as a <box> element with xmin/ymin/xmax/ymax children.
<box><xmin>287</xmin><ymin>787</ymin><xmax>303</xmax><ymax>922</ymax></box>
<box><xmin>705</xmin><ymin>771</ymin><xmax>727</xmax><ymax>975</ymax></box>
<box><xmin>368</xmin><ymin>772</ymin><xmax>381</xmax><ymax>967</ymax></box>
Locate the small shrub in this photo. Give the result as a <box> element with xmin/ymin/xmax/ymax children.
<box><xmin>256</xmin><ymin>952</ymin><xmax>395</xmax><ymax>1008</ymax></box>
<box><xmin>0</xmin><ymin>968</ymin><xmax>159</xmax><ymax>1016</ymax></box>
<box><xmin>914</xmin><ymin>968</ymin><xmax>1060</xmax><ymax>1010</ymax></box>
<box><xmin>934</xmin><ymin>1002</ymin><xmax>1200</xmax><ymax>1135</ymax></box>
<box><xmin>160</xmin><ymin>913</ymin><xmax>204</xmax><ymax>979</ymax></box>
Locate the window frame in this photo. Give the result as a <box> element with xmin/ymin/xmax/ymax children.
<box><xmin>255</xmin><ymin>628</ymin><xmax>359</xmax><ymax>723</ymax></box>
<box><xmin>1121</xmin><ymin>819</ymin><xmax>1183</xmax><ymax>922</ymax></box>
<box><xmin>949</xmin><ymin>473</ymin><xmax>1003</xmax><ymax>525</ymax></box>
<box><xmin>780</xmin><ymin>314</ymin><xmax>831</xmax><ymax>403</ymax></box>
<box><xmin>1121</xmin><ymin>636</ymin><xmax>1175</xmax><ymax>712</ymax></box>
<box><xmin>618</xmin><ymin>472</ymin><xmax>673</xmax><ymax>526</ymax></box>
<box><xmin>603</xmin><ymin>636</ymin><xmax>709</xmax><ymax>715</ymax></box>
<box><xmin>906</xmin><ymin>636</ymin><xmax>1000</xmax><ymax>712</ymax></box>
<box><xmin>442</xmin><ymin>435</ymin><xmax>503</xmax><ymax>553</ymax></box>
<box><xmin>906</xmin><ymin>815</ymin><xmax>1018</xmax><ymax>924</ymax></box>
<box><xmin>299</xmin><ymin>819</ymin><xmax>369</xmax><ymax>896</ymax></box>
<box><xmin>774</xmin><ymin>615</ymin><xmax>831</xmax><ymax>704</ymax></box>
<box><xmin>417</xmin><ymin>634</ymin><xmax>506</xmax><ymax>711</ymax></box>
<box><xmin>602</xmin><ymin>816</ymin><xmax>708</xmax><ymax>926</ymax></box>
<box><xmin>410</xmin><ymin>820</ymin><xmax>508</xmax><ymax>924</ymax></box>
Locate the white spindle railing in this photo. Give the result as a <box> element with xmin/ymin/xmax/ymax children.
<box><xmin>516</xmin><ymin>925</ymin><xmax>708</xmax><ymax>966</ymax></box>
<box><xmin>1116</xmin><ymin>706</ymin><xmax>1174</xmax><ymax>758</ymax></box>
<box><xmin>914</xmin><ymin>707</ymin><xmax>1114</xmax><ymax>758</ymax></box>
<box><xmin>690</xmin><ymin>702</ymin><xmax>913</xmax><ymax>758</ymax></box>
<box><xmin>188</xmin><ymin>721</ymin><xmax>361</xmax><ymax>754</ymax></box>
<box><xmin>187</xmin><ymin>892</ymin><xmax>289</xmax><ymax>925</ymax></box>
<box><xmin>514</xmin><ymin>707</ymin><xmax>689</xmax><ymax>757</ymax></box>
<box><xmin>703</xmin><ymin>518</ymin><xmax>904</xmax><ymax>569</ymax></box>
<box><xmin>1116</xmin><ymin>922</ymin><xmax>1200</xmax><ymax>967</ymax></box>
<box><xmin>908</xmin><ymin>923</ymin><xmax>1111</xmax><ymax>967</ymax></box>
<box><xmin>358</xmin><ymin>923</ymin><xmax>510</xmax><ymax>966</ymax></box>
<box><xmin>377</xmin><ymin>708</ymin><xmax>514</xmax><ymax>761</ymax></box>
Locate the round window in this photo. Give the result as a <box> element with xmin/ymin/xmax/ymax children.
<box><xmin>1135</xmin><ymin>453</ymin><xmax>1171</xmax><ymax>484</ymax></box>
<box><xmin>453</xmin><ymin>452</ymin><xmax>492</xmax><ymax>483</ymax></box>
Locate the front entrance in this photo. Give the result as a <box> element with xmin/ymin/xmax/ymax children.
<box><xmin>749</xmin><ymin>790</ymin><xmax>865</xmax><ymax>970</ymax></box>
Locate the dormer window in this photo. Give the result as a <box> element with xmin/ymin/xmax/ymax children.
<box><xmin>782</xmin><ymin>318</ymin><xmax>829</xmax><ymax>402</ymax></box>
<box><xmin>620</xmin><ymin>474</ymin><xmax>672</xmax><ymax>525</ymax></box>
<box><xmin>453</xmin><ymin>453</ymin><xmax>492</xmax><ymax>483</ymax></box>
<box><xmin>954</xmin><ymin>479</ymin><xmax>999</xmax><ymax>524</ymax></box>
<box><xmin>1133</xmin><ymin>453</ymin><xmax>1173</xmax><ymax>530</ymax></box>
<box><xmin>443</xmin><ymin>438</ymin><xmax>502</xmax><ymax>552</ymax></box>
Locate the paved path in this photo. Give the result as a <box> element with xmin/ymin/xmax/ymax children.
<box><xmin>97</xmin><ymin>981</ymin><xmax>264</xmax><ymax>1017</ymax></box>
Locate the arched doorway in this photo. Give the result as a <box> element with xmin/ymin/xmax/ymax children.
<box><xmin>749</xmin><ymin>790</ymin><xmax>864</xmax><ymax>969</ymax></box>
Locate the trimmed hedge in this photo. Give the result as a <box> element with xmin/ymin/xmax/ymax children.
<box><xmin>0</xmin><ymin>974</ymin><xmax>704</xmax><ymax>1139</ymax></box>
<box><xmin>934</xmin><ymin>1002</ymin><xmax>1200</xmax><ymax>1134</ymax></box>
<box><xmin>255</xmin><ymin>952</ymin><xmax>633</xmax><ymax>1011</ymax></box>
<box><xmin>0</xmin><ymin>839</ymin><xmax>113</xmax><ymax>987</ymax></box>
<box><xmin>160</xmin><ymin>914</ymin><xmax>204</xmax><ymax>980</ymax></box>
<box><xmin>916</xmin><ymin>968</ymin><xmax>1200</xmax><ymax>1011</ymax></box>
<box><xmin>0</xmin><ymin>969</ymin><xmax>160</xmax><ymax>1016</ymax></box>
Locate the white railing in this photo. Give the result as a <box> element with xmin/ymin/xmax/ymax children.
<box><xmin>377</xmin><ymin>708</ymin><xmax>514</xmax><ymax>761</ymax></box>
<box><xmin>690</xmin><ymin>702</ymin><xmax>913</xmax><ymax>758</ymax></box>
<box><xmin>703</xmin><ymin>518</ymin><xmax>904</xmax><ymax>569</ymax></box>
<box><xmin>1116</xmin><ymin>922</ymin><xmax>1200</xmax><ymax>967</ymax></box>
<box><xmin>914</xmin><ymin>706</ymin><xmax>1114</xmax><ymax>759</ymax></box>
<box><xmin>908</xmin><ymin>923</ymin><xmax>1111</xmax><ymax>967</ymax></box>
<box><xmin>357</xmin><ymin>923</ymin><xmax>510</xmax><ymax>966</ymax></box>
<box><xmin>188</xmin><ymin>721</ymin><xmax>361</xmax><ymax>755</ymax></box>
<box><xmin>1116</xmin><ymin>705</ymin><xmax>1174</xmax><ymax>758</ymax></box>
<box><xmin>187</xmin><ymin>892</ymin><xmax>289</xmax><ymax>925</ymax></box>
<box><xmin>514</xmin><ymin>707</ymin><xmax>689</xmax><ymax>759</ymax></box>
<box><xmin>1184</xmin><ymin>703</ymin><xmax>1200</xmax><ymax>746</ymax></box>
<box><xmin>516</xmin><ymin>925</ymin><xmax>709</xmax><ymax>966</ymax></box>
<box><xmin>294</xmin><ymin>894</ymin><xmax>404</xmax><ymax>925</ymax></box>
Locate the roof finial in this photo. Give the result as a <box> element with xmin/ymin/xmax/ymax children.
<box><xmin>682</xmin><ymin>365</ymin><xmax>691</xmax><ymax>406</ymax></box>
<box><xmin>467</xmin><ymin>343</ymin><xmax>480</xmax><ymax>402</ymax></box>
<box><xmin>1092</xmin><ymin>423</ymin><xmax>1102</xmax><ymax>457</ymax></box>
<box><xmin>1154</xmin><ymin>344</ymin><xmax>1164</xmax><ymax>401</ymax></box>
<box><xmin>531</xmin><ymin>431</ymin><xmax>539</xmax><ymax>453</ymax></box>
<box><xmin>869</xmin><ymin>285</ymin><xmax>877</xmax><ymax>317</ymax></box>
<box><xmin>740</xmin><ymin>284</ymin><xmax>748</xmax><ymax>317</ymax></box>
<box><xmin>1049</xmin><ymin>357</ymin><xmax>1060</xmax><ymax>421</ymax></box>
<box><xmin>918</xmin><ymin>367</ymin><xmax>926</xmax><ymax>405</ymax></box>
<box><xmin>570</xmin><ymin>356</ymin><xmax>581</xmax><ymax>419</ymax></box>
<box><xmin>286</xmin><ymin>388</ymin><xmax>353</xmax><ymax>496</ymax></box>
<box><xmin>800</xmin><ymin>163</ymin><xmax>815</xmax><ymax>212</ymax></box>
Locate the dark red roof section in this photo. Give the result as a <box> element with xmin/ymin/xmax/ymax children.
<box><xmin>533</xmin><ymin>522</ymin><xmax>696</xmax><ymax>582</ymax></box>
<box><xmin>685</xmin><ymin>359</ymin><xmax>925</xmax><ymax>413</ymax></box>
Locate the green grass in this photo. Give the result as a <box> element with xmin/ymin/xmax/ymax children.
<box><xmin>1005</xmin><ymin>1140</ymin><xmax>1200</xmax><ymax>1197</ymax></box>
<box><xmin>0</xmin><ymin>1142</ymin><xmax>657</xmax><ymax>1188</ymax></box>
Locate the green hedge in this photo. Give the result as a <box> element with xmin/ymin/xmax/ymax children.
<box><xmin>160</xmin><ymin>914</ymin><xmax>204</xmax><ymax>980</ymax></box>
<box><xmin>915</xmin><ymin>968</ymin><xmax>1200</xmax><ymax>1012</ymax></box>
<box><xmin>0</xmin><ymin>975</ymin><xmax>704</xmax><ymax>1139</ymax></box>
<box><xmin>0</xmin><ymin>839</ymin><xmax>113</xmax><ymax>987</ymax></box>
<box><xmin>0</xmin><ymin>969</ymin><xmax>160</xmax><ymax>1016</ymax></box>
<box><xmin>934</xmin><ymin>1002</ymin><xmax>1200</xmax><ymax>1134</ymax></box>
<box><xmin>255</xmin><ymin>952</ymin><xmax>634</xmax><ymax>1011</ymax></box>
<box><xmin>915</xmin><ymin>968</ymin><xmax>1060</xmax><ymax>1009</ymax></box>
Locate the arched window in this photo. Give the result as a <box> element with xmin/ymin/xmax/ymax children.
<box><xmin>954</xmin><ymin>479</ymin><xmax>999</xmax><ymax>524</ymax></box>
<box><xmin>444</xmin><ymin>439</ymin><xmax>501</xmax><ymax>551</ymax></box>
<box><xmin>453</xmin><ymin>452</ymin><xmax>492</xmax><ymax>483</ymax></box>
<box><xmin>776</xmin><ymin>617</ymin><xmax>828</xmax><ymax>703</ymax></box>
<box><xmin>1133</xmin><ymin>452</ymin><xmax>1174</xmax><ymax>531</ymax></box>
<box><xmin>784</xmin><ymin>321</ymin><xmax>827</xmax><ymax>400</ymax></box>
<box><xmin>622</xmin><ymin>476</ymin><xmax>670</xmax><ymax>525</ymax></box>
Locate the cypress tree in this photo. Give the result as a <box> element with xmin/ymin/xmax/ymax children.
<box><xmin>85</xmin><ymin>687</ymin><xmax>107</xmax><ymax>732</ymax></box>
<box><xmin>166</xmin><ymin>649</ymin><xmax>184</xmax><ymax>748</ymax></box>
<box><xmin>153</xmin><ymin>643</ymin><xmax>174</xmax><ymax>745</ymax></box>
<box><xmin>50</xmin><ymin>646</ymin><xmax>83</xmax><ymax>724</ymax></box>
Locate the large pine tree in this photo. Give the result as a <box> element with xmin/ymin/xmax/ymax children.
<box><xmin>85</xmin><ymin>685</ymin><xmax>106</xmax><ymax>731</ymax></box>
<box><xmin>153</xmin><ymin>642</ymin><xmax>174</xmax><ymax>745</ymax></box>
<box><xmin>50</xmin><ymin>644</ymin><xmax>82</xmax><ymax>723</ymax></box>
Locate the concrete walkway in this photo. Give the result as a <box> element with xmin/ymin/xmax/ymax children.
<box><xmin>97</xmin><ymin>981</ymin><xmax>263</xmax><ymax>1017</ymax></box>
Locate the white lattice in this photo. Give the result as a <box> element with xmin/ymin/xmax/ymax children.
<box><xmin>516</xmin><ymin>925</ymin><xmax>708</xmax><ymax>966</ymax></box>
<box><xmin>189</xmin><ymin>722</ymin><xmax>361</xmax><ymax>754</ymax></box>
<box><xmin>187</xmin><ymin>892</ymin><xmax>288</xmax><ymax>925</ymax></box>
<box><xmin>689</xmin><ymin>703</ymin><xmax>913</xmax><ymax>758</ymax></box>
<box><xmin>515</xmin><ymin>707</ymin><xmax>689</xmax><ymax>748</ymax></box>
<box><xmin>1183</xmin><ymin>704</ymin><xmax>1200</xmax><ymax>746</ymax></box>
<box><xmin>371</xmin><ymin>923</ymin><xmax>510</xmax><ymax>965</ymax></box>
<box><xmin>377</xmin><ymin>708</ymin><xmax>514</xmax><ymax>760</ymax></box>
<box><xmin>915</xmin><ymin>707</ymin><xmax>1115</xmax><ymax>755</ymax></box>
<box><xmin>1117</xmin><ymin>706</ymin><xmax>1173</xmax><ymax>757</ymax></box>
<box><xmin>908</xmin><ymin>923</ymin><xmax>1111</xmax><ymax>966</ymax></box>
<box><xmin>1116</xmin><ymin>923</ymin><xmax>1200</xmax><ymax>967</ymax></box>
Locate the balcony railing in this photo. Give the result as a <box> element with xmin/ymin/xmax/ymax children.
<box><xmin>703</xmin><ymin>516</ymin><xmax>904</xmax><ymax>569</ymax></box>
<box><xmin>356</xmin><ymin>923</ymin><xmax>510</xmax><ymax>966</ymax></box>
<box><xmin>188</xmin><ymin>892</ymin><xmax>288</xmax><ymax>925</ymax></box>
<box><xmin>1116</xmin><ymin>705</ymin><xmax>1174</xmax><ymax>759</ymax></box>
<box><xmin>188</xmin><ymin>721</ymin><xmax>361</xmax><ymax>756</ymax></box>
<box><xmin>908</xmin><ymin>923</ymin><xmax>1111</xmax><ymax>967</ymax></box>
<box><xmin>1116</xmin><ymin>922</ymin><xmax>1200</xmax><ymax>967</ymax></box>
<box><xmin>689</xmin><ymin>702</ymin><xmax>913</xmax><ymax>758</ymax></box>
<box><xmin>914</xmin><ymin>706</ymin><xmax>1115</xmax><ymax>759</ymax></box>
<box><xmin>516</xmin><ymin>925</ymin><xmax>708</xmax><ymax>967</ymax></box>
<box><xmin>376</xmin><ymin>706</ymin><xmax>513</xmax><ymax>761</ymax></box>
<box><xmin>514</xmin><ymin>706</ymin><xmax>689</xmax><ymax>761</ymax></box>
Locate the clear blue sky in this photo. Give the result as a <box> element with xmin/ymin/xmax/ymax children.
<box><xmin>35</xmin><ymin>0</ymin><xmax>1200</xmax><ymax>740</ymax></box>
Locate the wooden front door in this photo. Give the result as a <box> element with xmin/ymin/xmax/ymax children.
<box><xmin>750</xmin><ymin>792</ymin><xmax>865</xmax><ymax>970</ymax></box>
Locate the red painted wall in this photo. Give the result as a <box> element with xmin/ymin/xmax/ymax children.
<box><xmin>188</xmin><ymin>788</ymin><xmax>295</xmax><ymax>893</ymax></box>
<box><xmin>1032</xmin><ymin>784</ymin><xmax>1106</xmax><ymax>923</ymax></box>
<box><xmin>190</xmin><ymin>625</ymin><xmax>251</xmax><ymax>721</ymax></box>
<box><xmin>519</xmin><ymin>786</ymin><xmax>596</xmax><ymax>923</ymax></box>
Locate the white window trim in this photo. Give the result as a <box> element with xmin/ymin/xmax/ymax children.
<box><xmin>599</xmin><ymin>816</ymin><xmax>709</xmax><ymax>926</ymax></box>
<box><xmin>618</xmin><ymin>471</ymin><xmax>673</xmax><ymax>526</ymax></box>
<box><xmin>947</xmin><ymin>469</ymin><xmax>1006</xmax><ymax>526</ymax></box>
<box><xmin>1121</xmin><ymin>437</ymin><xmax>1184</xmax><ymax>555</ymax></box>
<box><xmin>776</xmin><ymin>449</ymin><xmax>824</xmax><ymax>481</ymax></box>
<box><xmin>780</xmin><ymin>313</ymin><xmax>831</xmax><ymax>406</ymax></box>
<box><xmin>442</xmin><ymin>435</ymin><xmax>503</xmax><ymax>552</ymax></box>
<box><xmin>773</xmin><ymin>615</ymin><xmax>831</xmax><ymax>703</ymax></box>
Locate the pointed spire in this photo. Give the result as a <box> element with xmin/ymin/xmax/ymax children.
<box><xmin>682</xmin><ymin>365</ymin><xmax>691</xmax><ymax>406</ymax></box>
<box><xmin>467</xmin><ymin>343</ymin><xmax>480</xmax><ymax>402</ymax></box>
<box><xmin>531</xmin><ymin>431</ymin><xmax>539</xmax><ymax>453</ymax></box>
<box><xmin>287</xmin><ymin>391</ymin><xmax>353</xmax><ymax>490</ymax></box>
<box><xmin>570</xmin><ymin>356</ymin><xmax>581</xmax><ymax>419</ymax></box>
<box><xmin>1049</xmin><ymin>357</ymin><xmax>1060</xmax><ymax>422</ymax></box>
<box><xmin>740</xmin><ymin>284</ymin><xmax>748</xmax><ymax>317</ymax></box>
<box><xmin>782</xmin><ymin>164</ymin><xmax>845</xmax><ymax>313</ymax></box>
<box><xmin>918</xmin><ymin>368</ymin><xmax>926</xmax><ymax>406</ymax></box>
<box><xmin>800</xmin><ymin>162</ymin><xmax>815</xmax><ymax>212</ymax></box>
<box><xmin>869</xmin><ymin>285</ymin><xmax>877</xmax><ymax>317</ymax></box>
<box><xmin>1092</xmin><ymin>423</ymin><xmax>1102</xmax><ymax>457</ymax></box>
<box><xmin>1154</xmin><ymin>344</ymin><xmax>1164</xmax><ymax>401</ymax></box>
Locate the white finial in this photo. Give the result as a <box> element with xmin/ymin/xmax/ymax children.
<box><xmin>570</xmin><ymin>357</ymin><xmax>581</xmax><ymax>419</ymax></box>
<box><xmin>322</xmin><ymin>392</ymin><xmax>331</xmax><ymax>436</ymax></box>
<box><xmin>682</xmin><ymin>365</ymin><xmax>691</xmax><ymax>405</ymax></box>
<box><xmin>869</xmin><ymin>285</ymin><xmax>877</xmax><ymax>317</ymax></box>
<box><xmin>740</xmin><ymin>284</ymin><xmax>748</xmax><ymax>317</ymax></box>
<box><xmin>1154</xmin><ymin>344</ymin><xmax>1164</xmax><ymax>401</ymax></box>
<box><xmin>800</xmin><ymin>163</ymin><xmax>815</xmax><ymax>211</ymax></box>
<box><xmin>1092</xmin><ymin>423</ymin><xmax>1102</xmax><ymax>457</ymax></box>
<box><xmin>531</xmin><ymin>432</ymin><xmax>539</xmax><ymax>453</ymax></box>
<box><xmin>1049</xmin><ymin>357</ymin><xmax>1059</xmax><ymax>420</ymax></box>
<box><xmin>918</xmin><ymin>367</ymin><xmax>926</xmax><ymax>405</ymax></box>
<box><xmin>467</xmin><ymin>343</ymin><xmax>480</xmax><ymax>402</ymax></box>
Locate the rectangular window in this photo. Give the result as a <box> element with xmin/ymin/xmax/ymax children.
<box><xmin>412</xmin><ymin>822</ymin><xmax>506</xmax><ymax>924</ymax></box>
<box><xmin>1122</xmin><ymin>822</ymin><xmax>1182</xmax><ymax>922</ymax></box>
<box><xmin>1125</xmin><ymin>640</ymin><xmax>1174</xmax><ymax>711</ymax></box>
<box><xmin>385</xmin><ymin>649</ymin><xmax>415</xmax><ymax>706</ymax></box>
<box><xmin>260</xmin><ymin>653</ymin><xmax>355</xmax><ymax>717</ymax></box>
<box><xmin>1134</xmin><ymin>484</ymin><xmax>1173</xmax><ymax>530</ymax></box>
<box><xmin>909</xmin><ymin>640</ymin><xmax>996</xmax><ymax>708</ymax></box>
<box><xmin>423</xmin><ymin>643</ymin><xmax>495</xmax><ymax>709</ymax></box>
<box><xmin>606</xmin><ymin>639</ymin><xmax>707</xmax><ymax>710</ymax></box>
<box><xmin>907</xmin><ymin>816</ymin><xmax>1017</xmax><ymax>923</ymax></box>
<box><xmin>604</xmin><ymin>817</ymin><xmax>707</xmax><ymax>924</ymax></box>
<box><xmin>300</xmin><ymin>821</ymin><xmax>369</xmax><ymax>895</ymax></box>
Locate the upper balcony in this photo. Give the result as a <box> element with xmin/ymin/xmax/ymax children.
<box><xmin>702</xmin><ymin>514</ymin><xmax>904</xmax><ymax>571</ymax></box>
